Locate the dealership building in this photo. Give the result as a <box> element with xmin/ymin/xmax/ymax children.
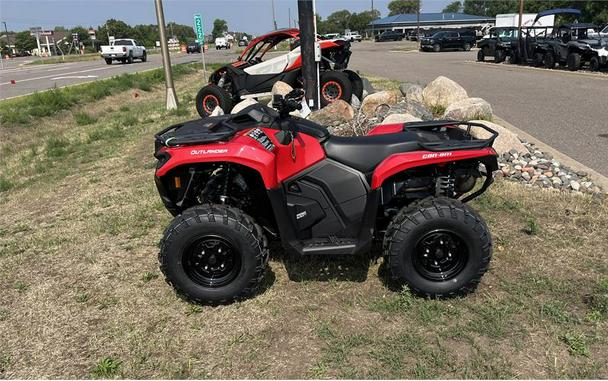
<box><xmin>368</xmin><ymin>12</ymin><xmax>495</xmax><ymax>36</ymax></box>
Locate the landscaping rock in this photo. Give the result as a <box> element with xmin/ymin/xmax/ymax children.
<box><xmin>422</xmin><ymin>76</ymin><xmax>468</xmax><ymax>109</ymax></box>
<box><xmin>307</xmin><ymin>99</ymin><xmax>355</xmax><ymax>126</ymax></box>
<box><xmin>463</xmin><ymin>120</ymin><xmax>526</xmax><ymax>155</ymax></box>
<box><xmin>389</xmin><ymin>100</ymin><xmax>433</xmax><ymax>120</ymax></box>
<box><xmin>361</xmin><ymin>78</ymin><xmax>375</xmax><ymax>97</ymax></box>
<box><xmin>399</xmin><ymin>83</ymin><xmax>424</xmax><ymax>103</ymax></box>
<box><xmin>210</xmin><ymin>106</ymin><xmax>224</xmax><ymax>116</ymax></box>
<box><xmin>360</xmin><ymin>90</ymin><xmax>401</xmax><ymax>116</ymax></box>
<box><xmin>271</xmin><ymin>81</ymin><xmax>293</xmax><ymax>97</ymax></box>
<box><xmin>230</xmin><ymin>98</ymin><xmax>258</xmax><ymax>114</ymax></box>
<box><xmin>443</xmin><ymin>97</ymin><xmax>493</xmax><ymax>121</ymax></box>
<box><xmin>351</xmin><ymin>95</ymin><xmax>361</xmax><ymax>109</ymax></box>
<box><xmin>381</xmin><ymin>113</ymin><xmax>422</xmax><ymax>124</ymax></box>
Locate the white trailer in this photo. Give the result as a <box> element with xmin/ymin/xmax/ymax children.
<box><xmin>495</xmin><ymin>13</ymin><xmax>555</xmax><ymax>28</ymax></box>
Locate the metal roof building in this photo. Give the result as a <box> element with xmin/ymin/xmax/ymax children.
<box><xmin>369</xmin><ymin>12</ymin><xmax>495</xmax><ymax>34</ymax></box>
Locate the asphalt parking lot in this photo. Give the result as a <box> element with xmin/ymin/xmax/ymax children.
<box><xmin>349</xmin><ymin>41</ymin><xmax>608</xmax><ymax>176</ymax></box>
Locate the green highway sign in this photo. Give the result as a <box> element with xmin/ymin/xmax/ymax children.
<box><xmin>194</xmin><ymin>14</ymin><xmax>204</xmax><ymax>43</ymax></box>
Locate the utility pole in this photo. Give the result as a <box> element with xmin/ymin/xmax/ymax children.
<box><xmin>517</xmin><ymin>0</ymin><xmax>524</xmax><ymax>62</ymax></box>
<box><xmin>371</xmin><ymin>0</ymin><xmax>375</xmax><ymax>38</ymax></box>
<box><xmin>1</xmin><ymin>22</ymin><xmax>9</xmax><ymax>56</ymax></box>
<box><xmin>288</xmin><ymin>8</ymin><xmax>291</xmax><ymax>28</ymax></box>
<box><xmin>271</xmin><ymin>0</ymin><xmax>278</xmax><ymax>30</ymax></box>
<box><xmin>154</xmin><ymin>0</ymin><xmax>178</xmax><ymax>110</ymax></box>
<box><xmin>298</xmin><ymin>0</ymin><xmax>319</xmax><ymax>109</ymax></box>
<box><xmin>416</xmin><ymin>0</ymin><xmax>421</xmax><ymax>41</ymax></box>
<box><xmin>170</xmin><ymin>22</ymin><xmax>174</xmax><ymax>39</ymax></box>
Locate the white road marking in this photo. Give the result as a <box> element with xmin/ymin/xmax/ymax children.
<box><xmin>0</xmin><ymin>66</ymin><xmax>121</xmax><ymax>86</ymax></box>
<box><xmin>51</xmin><ymin>75</ymin><xmax>98</xmax><ymax>80</ymax></box>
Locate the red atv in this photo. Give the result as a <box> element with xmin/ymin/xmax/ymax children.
<box><xmin>154</xmin><ymin>90</ymin><xmax>499</xmax><ymax>304</ymax></box>
<box><xmin>195</xmin><ymin>28</ymin><xmax>363</xmax><ymax>117</ymax></box>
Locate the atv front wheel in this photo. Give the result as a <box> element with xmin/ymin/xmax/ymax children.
<box><xmin>589</xmin><ymin>56</ymin><xmax>600</xmax><ymax>72</ymax></box>
<box><xmin>383</xmin><ymin>197</ymin><xmax>492</xmax><ymax>297</ymax></box>
<box><xmin>567</xmin><ymin>52</ymin><xmax>581</xmax><ymax>71</ymax></box>
<box><xmin>507</xmin><ymin>50</ymin><xmax>519</xmax><ymax>64</ymax></box>
<box><xmin>544</xmin><ymin>52</ymin><xmax>555</xmax><ymax>69</ymax></box>
<box><xmin>320</xmin><ymin>71</ymin><xmax>353</xmax><ymax>107</ymax></box>
<box><xmin>159</xmin><ymin>204</ymin><xmax>268</xmax><ymax>304</ymax></box>
<box><xmin>494</xmin><ymin>50</ymin><xmax>505</xmax><ymax>63</ymax></box>
<box><xmin>477</xmin><ymin>49</ymin><xmax>485</xmax><ymax>62</ymax></box>
<box><xmin>533</xmin><ymin>52</ymin><xmax>544</xmax><ymax>67</ymax></box>
<box><xmin>196</xmin><ymin>84</ymin><xmax>234</xmax><ymax>118</ymax></box>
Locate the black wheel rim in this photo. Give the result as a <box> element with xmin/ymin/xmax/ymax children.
<box><xmin>413</xmin><ymin>229</ymin><xmax>468</xmax><ymax>281</ymax></box>
<box><xmin>183</xmin><ymin>235</ymin><xmax>240</xmax><ymax>287</ymax></box>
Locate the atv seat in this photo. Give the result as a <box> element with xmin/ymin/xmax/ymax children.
<box><xmin>323</xmin><ymin>131</ymin><xmax>442</xmax><ymax>174</ymax></box>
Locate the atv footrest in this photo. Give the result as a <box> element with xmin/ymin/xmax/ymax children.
<box><xmin>301</xmin><ymin>237</ymin><xmax>358</xmax><ymax>255</ymax></box>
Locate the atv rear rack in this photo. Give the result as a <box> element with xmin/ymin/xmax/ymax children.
<box><xmin>404</xmin><ymin>120</ymin><xmax>499</xmax><ymax>152</ymax></box>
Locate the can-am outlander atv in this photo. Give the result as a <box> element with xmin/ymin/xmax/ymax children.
<box><xmin>195</xmin><ymin>28</ymin><xmax>363</xmax><ymax>117</ymax></box>
<box><xmin>154</xmin><ymin>90</ymin><xmax>499</xmax><ymax>304</ymax></box>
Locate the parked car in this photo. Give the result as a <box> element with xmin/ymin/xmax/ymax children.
<box><xmin>375</xmin><ymin>30</ymin><xmax>405</xmax><ymax>42</ymax></box>
<box><xmin>186</xmin><ymin>42</ymin><xmax>201</xmax><ymax>54</ymax></box>
<box><xmin>100</xmin><ymin>39</ymin><xmax>146</xmax><ymax>65</ymax></box>
<box><xmin>238</xmin><ymin>38</ymin><xmax>248</xmax><ymax>47</ymax></box>
<box><xmin>477</xmin><ymin>27</ymin><xmax>518</xmax><ymax>62</ymax></box>
<box><xmin>420</xmin><ymin>31</ymin><xmax>476</xmax><ymax>52</ymax></box>
<box><xmin>323</xmin><ymin>33</ymin><xmax>343</xmax><ymax>40</ymax></box>
<box><xmin>215</xmin><ymin>37</ymin><xmax>231</xmax><ymax>50</ymax></box>
<box><xmin>344</xmin><ymin>31</ymin><xmax>362</xmax><ymax>42</ymax></box>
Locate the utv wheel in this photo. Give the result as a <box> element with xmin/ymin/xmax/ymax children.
<box><xmin>383</xmin><ymin>197</ymin><xmax>492</xmax><ymax>297</ymax></box>
<box><xmin>477</xmin><ymin>49</ymin><xmax>485</xmax><ymax>62</ymax></box>
<box><xmin>544</xmin><ymin>52</ymin><xmax>555</xmax><ymax>69</ymax></box>
<box><xmin>494</xmin><ymin>50</ymin><xmax>505</xmax><ymax>63</ymax></box>
<box><xmin>589</xmin><ymin>56</ymin><xmax>600</xmax><ymax>72</ymax></box>
<box><xmin>159</xmin><ymin>204</ymin><xmax>268</xmax><ymax>304</ymax></box>
<box><xmin>104</xmin><ymin>58</ymin><xmax>112</xmax><ymax>65</ymax></box>
<box><xmin>533</xmin><ymin>52</ymin><xmax>544</xmax><ymax>67</ymax></box>
<box><xmin>320</xmin><ymin>71</ymin><xmax>352</xmax><ymax>107</ymax></box>
<box><xmin>343</xmin><ymin>69</ymin><xmax>364</xmax><ymax>101</ymax></box>
<box><xmin>507</xmin><ymin>50</ymin><xmax>519</xmax><ymax>64</ymax></box>
<box><xmin>196</xmin><ymin>84</ymin><xmax>234</xmax><ymax>117</ymax></box>
<box><xmin>432</xmin><ymin>44</ymin><xmax>441</xmax><ymax>52</ymax></box>
<box><xmin>463</xmin><ymin>43</ymin><xmax>471</xmax><ymax>51</ymax></box>
<box><xmin>567</xmin><ymin>52</ymin><xmax>581</xmax><ymax>71</ymax></box>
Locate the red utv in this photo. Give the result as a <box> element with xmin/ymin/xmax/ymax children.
<box><xmin>195</xmin><ymin>28</ymin><xmax>363</xmax><ymax>117</ymax></box>
<box><xmin>155</xmin><ymin>90</ymin><xmax>499</xmax><ymax>304</ymax></box>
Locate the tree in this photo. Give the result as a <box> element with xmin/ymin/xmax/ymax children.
<box><xmin>349</xmin><ymin>10</ymin><xmax>381</xmax><ymax>33</ymax></box>
<box><xmin>14</xmin><ymin>31</ymin><xmax>36</xmax><ymax>53</ymax></box>
<box><xmin>388</xmin><ymin>0</ymin><xmax>420</xmax><ymax>16</ymax></box>
<box><xmin>96</xmin><ymin>19</ymin><xmax>131</xmax><ymax>45</ymax></box>
<box><xmin>167</xmin><ymin>22</ymin><xmax>196</xmax><ymax>43</ymax></box>
<box><xmin>326</xmin><ymin>10</ymin><xmax>352</xmax><ymax>33</ymax></box>
<box><xmin>70</xmin><ymin>26</ymin><xmax>90</xmax><ymax>45</ymax></box>
<box><xmin>443</xmin><ymin>1</ymin><xmax>462</xmax><ymax>13</ymax></box>
<box><xmin>212</xmin><ymin>19</ymin><xmax>228</xmax><ymax>39</ymax></box>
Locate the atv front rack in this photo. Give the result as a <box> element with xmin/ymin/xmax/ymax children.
<box><xmin>404</xmin><ymin>120</ymin><xmax>499</xmax><ymax>152</ymax></box>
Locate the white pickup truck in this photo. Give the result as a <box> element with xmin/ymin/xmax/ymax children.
<box><xmin>344</xmin><ymin>31</ymin><xmax>362</xmax><ymax>42</ymax></box>
<box><xmin>100</xmin><ymin>39</ymin><xmax>146</xmax><ymax>65</ymax></box>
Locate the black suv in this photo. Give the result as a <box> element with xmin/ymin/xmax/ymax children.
<box><xmin>375</xmin><ymin>30</ymin><xmax>405</xmax><ymax>42</ymax></box>
<box><xmin>420</xmin><ymin>30</ymin><xmax>476</xmax><ymax>52</ymax></box>
<box><xmin>186</xmin><ymin>42</ymin><xmax>201</xmax><ymax>54</ymax></box>
<box><xmin>477</xmin><ymin>27</ymin><xmax>518</xmax><ymax>62</ymax></box>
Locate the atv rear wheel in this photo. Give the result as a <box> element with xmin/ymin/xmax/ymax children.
<box><xmin>544</xmin><ymin>52</ymin><xmax>555</xmax><ymax>69</ymax></box>
<box><xmin>383</xmin><ymin>197</ymin><xmax>492</xmax><ymax>297</ymax></box>
<box><xmin>343</xmin><ymin>69</ymin><xmax>364</xmax><ymax>101</ymax></box>
<box><xmin>567</xmin><ymin>52</ymin><xmax>581</xmax><ymax>71</ymax></box>
<box><xmin>533</xmin><ymin>52</ymin><xmax>544</xmax><ymax>67</ymax></box>
<box><xmin>507</xmin><ymin>50</ymin><xmax>519</xmax><ymax>64</ymax></box>
<box><xmin>494</xmin><ymin>50</ymin><xmax>505</xmax><ymax>63</ymax></box>
<box><xmin>196</xmin><ymin>84</ymin><xmax>234</xmax><ymax>118</ymax></box>
<box><xmin>159</xmin><ymin>204</ymin><xmax>268</xmax><ymax>304</ymax></box>
<box><xmin>320</xmin><ymin>71</ymin><xmax>352</xmax><ymax>107</ymax></box>
<box><xmin>477</xmin><ymin>49</ymin><xmax>485</xmax><ymax>62</ymax></box>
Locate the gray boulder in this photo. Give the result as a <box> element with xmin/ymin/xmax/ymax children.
<box><xmin>390</xmin><ymin>100</ymin><xmax>433</xmax><ymax>120</ymax></box>
<box><xmin>271</xmin><ymin>81</ymin><xmax>293</xmax><ymax>97</ymax></box>
<box><xmin>307</xmin><ymin>100</ymin><xmax>355</xmax><ymax>126</ymax></box>
<box><xmin>399</xmin><ymin>83</ymin><xmax>424</xmax><ymax>103</ymax></box>
<box><xmin>422</xmin><ymin>76</ymin><xmax>468</xmax><ymax>109</ymax></box>
<box><xmin>462</xmin><ymin>120</ymin><xmax>527</xmax><ymax>155</ymax></box>
<box><xmin>361</xmin><ymin>77</ymin><xmax>375</xmax><ymax>97</ymax></box>
<box><xmin>360</xmin><ymin>90</ymin><xmax>401</xmax><ymax>116</ymax></box>
<box><xmin>381</xmin><ymin>113</ymin><xmax>422</xmax><ymax>124</ymax></box>
<box><xmin>443</xmin><ymin>97</ymin><xmax>492</xmax><ymax>121</ymax></box>
<box><xmin>230</xmin><ymin>98</ymin><xmax>258</xmax><ymax>114</ymax></box>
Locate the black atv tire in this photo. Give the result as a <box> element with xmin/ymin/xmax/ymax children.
<box><xmin>477</xmin><ymin>49</ymin><xmax>485</xmax><ymax>62</ymax></box>
<box><xmin>589</xmin><ymin>56</ymin><xmax>600</xmax><ymax>72</ymax></box>
<box><xmin>104</xmin><ymin>58</ymin><xmax>112</xmax><ymax>65</ymax></box>
<box><xmin>432</xmin><ymin>43</ymin><xmax>441</xmax><ymax>52</ymax></box>
<box><xmin>196</xmin><ymin>84</ymin><xmax>234</xmax><ymax>118</ymax></box>
<box><xmin>159</xmin><ymin>204</ymin><xmax>268</xmax><ymax>304</ymax></box>
<box><xmin>343</xmin><ymin>69</ymin><xmax>364</xmax><ymax>101</ymax></box>
<box><xmin>126</xmin><ymin>53</ymin><xmax>133</xmax><ymax>64</ymax></box>
<box><xmin>533</xmin><ymin>52</ymin><xmax>544</xmax><ymax>67</ymax></box>
<box><xmin>507</xmin><ymin>50</ymin><xmax>519</xmax><ymax>64</ymax></box>
<box><xmin>567</xmin><ymin>52</ymin><xmax>581</xmax><ymax>71</ymax></box>
<box><xmin>463</xmin><ymin>43</ymin><xmax>471</xmax><ymax>51</ymax></box>
<box><xmin>494</xmin><ymin>50</ymin><xmax>505</xmax><ymax>63</ymax></box>
<box><xmin>141</xmin><ymin>51</ymin><xmax>147</xmax><ymax>62</ymax></box>
<box><xmin>383</xmin><ymin>197</ymin><xmax>492</xmax><ymax>298</ymax></box>
<box><xmin>320</xmin><ymin>71</ymin><xmax>352</xmax><ymax>107</ymax></box>
<box><xmin>544</xmin><ymin>52</ymin><xmax>555</xmax><ymax>69</ymax></box>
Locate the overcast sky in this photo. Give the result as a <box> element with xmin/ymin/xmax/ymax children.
<box><xmin>0</xmin><ymin>0</ymin><xmax>453</xmax><ymax>35</ymax></box>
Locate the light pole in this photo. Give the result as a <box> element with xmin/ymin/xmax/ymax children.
<box><xmin>154</xmin><ymin>0</ymin><xmax>178</xmax><ymax>110</ymax></box>
<box><xmin>1</xmin><ymin>22</ymin><xmax>9</xmax><ymax>56</ymax></box>
<box><xmin>271</xmin><ymin>0</ymin><xmax>278</xmax><ymax>30</ymax></box>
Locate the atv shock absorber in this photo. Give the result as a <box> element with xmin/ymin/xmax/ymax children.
<box><xmin>220</xmin><ymin>164</ymin><xmax>231</xmax><ymax>204</ymax></box>
<box><xmin>435</xmin><ymin>173</ymin><xmax>456</xmax><ymax>198</ymax></box>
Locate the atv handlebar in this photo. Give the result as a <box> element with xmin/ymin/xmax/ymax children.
<box><xmin>273</xmin><ymin>89</ymin><xmax>304</xmax><ymax>118</ymax></box>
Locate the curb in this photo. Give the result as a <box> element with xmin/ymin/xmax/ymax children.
<box><xmin>494</xmin><ymin>115</ymin><xmax>608</xmax><ymax>193</ymax></box>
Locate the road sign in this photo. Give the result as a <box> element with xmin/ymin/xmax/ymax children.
<box><xmin>194</xmin><ymin>14</ymin><xmax>204</xmax><ymax>43</ymax></box>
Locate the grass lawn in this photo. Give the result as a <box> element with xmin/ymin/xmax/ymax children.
<box><xmin>0</xmin><ymin>68</ymin><xmax>607</xmax><ymax>379</ymax></box>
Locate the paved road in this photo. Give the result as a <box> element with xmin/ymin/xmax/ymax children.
<box><xmin>0</xmin><ymin>49</ymin><xmax>238</xmax><ymax>100</ymax></box>
<box><xmin>349</xmin><ymin>41</ymin><xmax>608</xmax><ymax>176</ymax></box>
